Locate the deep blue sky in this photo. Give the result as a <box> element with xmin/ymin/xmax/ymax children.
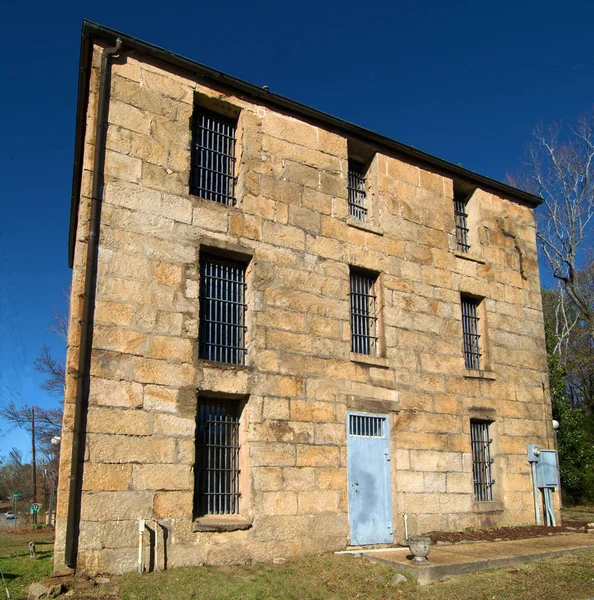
<box><xmin>1</xmin><ymin>0</ymin><xmax>593</xmax><ymax>459</ymax></box>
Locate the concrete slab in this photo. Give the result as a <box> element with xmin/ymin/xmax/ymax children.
<box><xmin>364</xmin><ymin>533</ymin><xmax>594</xmax><ymax>585</ymax></box>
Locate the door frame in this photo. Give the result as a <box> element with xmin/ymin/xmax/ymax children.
<box><xmin>346</xmin><ymin>411</ymin><xmax>394</xmax><ymax>545</ymax></box>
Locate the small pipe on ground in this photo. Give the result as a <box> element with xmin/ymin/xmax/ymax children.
<box><xmin>531</xmin><ymin>462</ymin><xmax>541</xmax><ymax>526</ymax></box>
<box><xmin>0</xmin><ymin>566</ymin><xmax>11</xmax><ymax>599</ymax></box>
<box><xmin>154</xmin><ymin>519</ymin><xmax>160</xmax><ymax>572</ymax></box>
<box><xmin>404</xmin><ymin>514</ymin><xmax>409</xmax><ymax>541</ymax></box>
<box><xmin>138</xmin><ymin>518</ymin><xmax>145</xmax><ymax>574</ymax></box>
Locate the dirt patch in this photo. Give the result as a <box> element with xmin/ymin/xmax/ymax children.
<box><xmin>426</xmin><ymin>520</ymin><xmax>591</xmax><ymax>544</ymax></box>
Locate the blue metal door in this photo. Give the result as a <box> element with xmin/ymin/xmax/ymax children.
<box><xmin>347</xmin><ymin>412</ymin><xmax>393</xmax><ymax>545</ymax></box>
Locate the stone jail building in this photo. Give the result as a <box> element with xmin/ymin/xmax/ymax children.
<box><xmin>55</xmin><ymin>20</ymin><xmax>556</xmax><ymax>574</ymax></box>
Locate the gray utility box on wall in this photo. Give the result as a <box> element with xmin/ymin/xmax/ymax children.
<box><xmin>535</xmin><ymin>450</ymin><xmax>558</xmax><ymax>488</ymax></box>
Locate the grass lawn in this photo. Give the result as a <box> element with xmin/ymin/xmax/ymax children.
<box><xmin>63</xmin><ymin>549</ymin><xmax>594</xmax><ymax>600</ymax></box>
<box><xmin>0</xmin><ymin>529</ymin><xmax>54</xmax><ymax>600</ymax></box>
<box><xmin>2</xmin><ymin>527</ymin><xmax>594</xmax><ymax>600</ymax></box>
<box><xmin>562</xmin><ymin>505</ymin><xmax>594</xmax><ymax>523</ymax></box>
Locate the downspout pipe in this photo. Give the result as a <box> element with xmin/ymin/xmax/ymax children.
<box><xmin>65</xmin><ymin>37</ymin><xmax>123</xmax><ymax>569</ymax></box>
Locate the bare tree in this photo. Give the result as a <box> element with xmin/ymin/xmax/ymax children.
<box><xmin>510</xmin><ymin>113</ymin><xmax>594</xmax><ymax>330</ymax></box>
<box><xmin>1</xmin><ymin>398</ymin><xmax>62</xmax><ymax>460</ymax></box>
<box><xmin>33</xmin><ymin>344</ymin><xmax>66</xmax><ymax>397</ymax></box>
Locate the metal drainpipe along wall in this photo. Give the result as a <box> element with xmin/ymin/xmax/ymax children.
<box><xmin>64</xmin><ymin>37</ymin><xmax>123</xmax><ymax>569</ymax></box>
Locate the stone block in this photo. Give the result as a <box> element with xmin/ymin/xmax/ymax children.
<box><xmin>94</xmin><ymin>301</ymin><xmax>135</xmax><ymax>326</ymax></box>
<box><xmin>262</xmin><ymin>397</ymin><xmax>290</xmax><ymax>420</ymax></box>
<box><xmin>250</xmin><ymin>515</ymin><xmax>309</xmax><ymax>542</ymax></box>
<box><xmin>80</xmin><ymin>491</ymin><xmax>154</xmax><ymax>521</ymax></box>
<box><xmin>255</xmin><ymin>374</ymin><xmax>304</xmax><ymax>397</ymax></box>
<box><xmin>78</xmin><ymin>519</ymin><xmax>139</xmax><ymax>551</ymax></box>
<box><xmin>256</xmin><ymin>308</ymin><xmax>306</xmax><ymax>333</ymax></box>
<box><xmin>131</xmin><ymin>356</ymin><xmax>194</xmax><ymax>386</ymax></box>
<box><xmin>252</xmin><ymin>467</ymin><xmax>283</xmax><ymax>491</ymax></box>
<box><xmin>262</xmin><ymin>491</ymin><xmax>298</xmax><ymax>515</ymax></box>
<box><xmin>132</xmin><ymin>464</ymin><xmax>193</xmax><ymax>490</ymax></box>
<box><xmin>141</xmin><ymin>69</ymin><xmax>193</xmax><ymax>103</ymax></box>
<box><xmin>108</xmin><ymin>100</ymin><xmax>151</xmax><ymax>136</ymax></box>
<box><xmin>142</xmin><ymin>162</ymin><xmax>186</xmax><ymax>195</ymax></box>
<box><xmin>93</xmin><ymin>325</ymin><xmax>148</xmax><ymax>355</ymax></box>
<box><xmin>262</xmin><ymin>222</ymin><xmax>305</xmax><ymax>250</ymax></box>
<box><xmin>296</xmin><ymin>445</ymin><xmax>339</xmax><ymax>467</ymax></box>
<box><xmin>199</xmin><ymin>367</ymin><xmax>250</xmax><ymax>394</ymax></box>
<box><xmin>313</xmin><ymin>423</ymin><xmax>343</xmax><ymax>445</ymax></box>
<box><xmin>87</xmin><ymin>407</ymin><xmax>150</xmax><ymax>435</ymax></box>
<box><xmin>229</xmin><ymin>213</ymin><xmax>262</xmax><ymax>240</ymax></box>
<box><xmin>291</xmin><ymin>400</ymin><xmax>334</xmax><ymax>422</ymax></box>
<box><xmin>283</xmin><ymin>467</ymin><xmax>315</xmax><ymax>491</ymax></box>
<box><xmin>143</xmin><ymin>385</ymin><xmax>178</xmax><ymax>413</ymax></box>
<box><xmin>89</xmin><ymin>434</ymin><xmax>176</xmax><ymax>464</ymax></box>
<box><xmin>408</xmin><ymin>450</ymin><xmax>463</xmax><ymax>473</ymax></box>
<box><xmin>105</xmin><ymin>150</ymin><xmax>142</xmax><ymax>184</ymax></box>
<box><xmin>150</xmin><ymin>335</ymin><xmax>194</xmax><ymax>362</ymax></box>
<box><xmin>298</xmin><ymin>490</ymin><xmax>339</xmax><ymax>514</ymax></box>
<box><xmin>398</xmin><ymin>471</ymin><xmax>425</xmax><ymax>493</ymax></box>
<box><xmin>153</xmin><ymin>262</ymin><xmax>184</xmax><ymax>286</ymax></box>
<box><xmin>251</xmin><ymin>443</ymin><xmax>296</xmax><ymax>467</ymax></box>
<box><xmin>316</xmin><ymin>468</ymin><xmax>346</xmax><ymax>490</ymax></box>
<box><xmin>153</xmin><ymin>491</ymin><xmax>194</xmax><ymax>517</ymax></box>
<box><xmin>439</xmin><ymin>493</ymin><xmax>473</xmax><ymax>513</ymax></box>
<box><xmin>192</xmin><ymin>204</ymin><xmax>229</xmax><ymax>232</ymax></box>
<box><xmin>81</xmin><ymin>463</ymin><xmax>132</xmax><ymax>491</ymax></box>
<box><xmin>262</xmin><ymin>112</ymin><xmax>317</xmax><ymax>148</ymax></box>
<box><xmin>89</xmin><ymin>377</ymin><xmax>143</xmax><ymax>408</ymax></box>
<box><xmin>308</xmin><ymin>513</ymin><xmax>348</xmax><ymax>539</ymax></box>
<box><xmin>153</xmin><ymin>413</ymin><xmax>195</xmax><ymax>437</ymax></box>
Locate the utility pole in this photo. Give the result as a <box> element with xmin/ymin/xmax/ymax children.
<box><xmin>31</xmin><ymin>407</ymin><xmax>37</xmax><ymax>525</ymax></box>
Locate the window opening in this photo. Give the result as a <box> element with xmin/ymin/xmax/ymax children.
<box><xmin>348</xmin><ymin>160</ymin><xmax>367</xmax><ymax>222</ymax></box>
<box><xmin>454</xmin><ymin>192</ymin><xmax>470</xmax><ymax>252</ymax></box>
<box><xmin>190</xmin><ymin>107</ymin><xmax>237</xmax><ymax>205</ymax></box>
<box><xmin>349</xmin><ymin>414</ymin><xmax>385</xmax><ymax>438</ymax></box>
<box><xmin>470</xmin><ymin>420</ymin><xmax>494</xmax><ymax>502</ymax></box>
<box><xmin>199</xmin><ymin>253</ymin><xmax>247</xmax><ymax>365</ymax></box>
<box><xmin>461</xmin><ymin>296</ymin><xmax>481</xmax><ymax>370</ymax></box>
<box><xmin>195</xmin><ymin>398</ymin><xmax>241</xmax><ymax>516</ymax></box>
<box><xmin>350</xmin><ymin>270</ymin><xmax>378</xmax><ymax>356</ymax></box>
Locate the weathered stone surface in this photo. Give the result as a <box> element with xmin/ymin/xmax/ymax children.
<box><xmin>89</xmin><ymin>378</ymin><xmax>143</xmax><ymax>408</ymax></box>
<box><xmin>132</xmin><ymin>464</ymin><xmax>193</xmax><ymax>490</ymax></box>
<box><xmin>27</xmin><ymin>582</ymin><xmax>64</xmax><ymax>600</ymax></box>
<box><xmin>56</xmin><ymin>40</ymin><xmax>553</xmax><ymax>577</ymax></box>
<box><xmin>82</xmin><ymin>463</ymin><xmax>132</xmax><ymax>491</ymax></box>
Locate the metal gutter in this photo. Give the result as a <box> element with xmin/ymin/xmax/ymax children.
<box><xmin>68</xmin><ymin>20</ymin><xmax>542</xmax><ymax>267</ymax></box>
<box><xmin>65</xmin><ymin>37</ymin><xmax>123</xmax><ymax>569</ymax></box>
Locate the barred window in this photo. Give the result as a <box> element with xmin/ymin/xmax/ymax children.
<box><xmin>190</xmin><ymin>107</ymin><xmax>237</xmax><ymax>205</ymax></box>
<box><xmin>461</xmin><ymin>296</ymin><xmax>481</xmax><ymax>370</ymax></box>
<box><xmin>350</xmin><ymin>270</ymin><xmax>378</xmax><ymax>356</ymax></box>
<box><xmin>470</xmin><ymin>420</ymin><xmax>495</xmax><ymax>502</ymax></box>
<box><xmin>348</xmin><ymin>160</ymin><xmax>367</xmax><ymax>222</ymax></box>
<box><xmin>199</xmin><ymin>254</ymin><xmax>247</xmax><ymax>365</ymax></box>
<box><xmin>194</xmin><ymin>398</ymin><xmax>241</xmax><ymax>516</ymax></box>
<box><xmin>454</xmin><ymin>192</ymin><xmax>470</xmax><ymax>252</ymax></box>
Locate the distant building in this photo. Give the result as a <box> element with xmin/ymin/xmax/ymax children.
<box><xmin>55</xmin><ymin>21</ymin><xmax>556</xmax><ymax>574</ymax></box>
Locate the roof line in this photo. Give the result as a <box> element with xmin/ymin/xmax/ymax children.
<box><xmin>69</xmin><ymin>20</ymin><xmax>542</xmax><ymax>266</ymax></box>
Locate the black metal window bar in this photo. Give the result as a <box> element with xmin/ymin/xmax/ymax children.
<box><xmin>461</xmin><ymin>297</ymin><xmax>481</xmax><ymax>370</ymax></box>
<box><xmin>349</xmin><ymin>414</ymin><xmax>385</xmax><ymax>438</ymax></box>
<box><xmin>195</xmin><ymin>398</ymin><xmax>241</xmax><ymax>516</ymax></box>
<box><xmin>470</xmin><ymin>420</ymin><xmax>495</xmax><ymax>502</ymax></box>
<box><xmin>199</xmin><ymin>254</ymin><xmax>247</xmax><ymax>365</ymax></box>
<box><xmin>348</xmin><ymin>160</ymin><xmax>367</xmax><ymax>222</ymax></box>
<box><xmin>350</xmin><ymin>271</ymin><xmax>378</xmax><ymax>356</ymax></box>
<box><xmin>454</xmin><ymin>194</ymin><xmax>470</xmax><ymax>252</ymax></box>
<box><xmin>190</xmin><ymin>107</ymin><xmax>237</xmax><ymax>205</ymax></box>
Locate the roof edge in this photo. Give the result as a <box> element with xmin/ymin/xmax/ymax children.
<box><xmin>69</xmin><ymin>20</ymin><xmax>542</xmax><ymax>266</ymax></box>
